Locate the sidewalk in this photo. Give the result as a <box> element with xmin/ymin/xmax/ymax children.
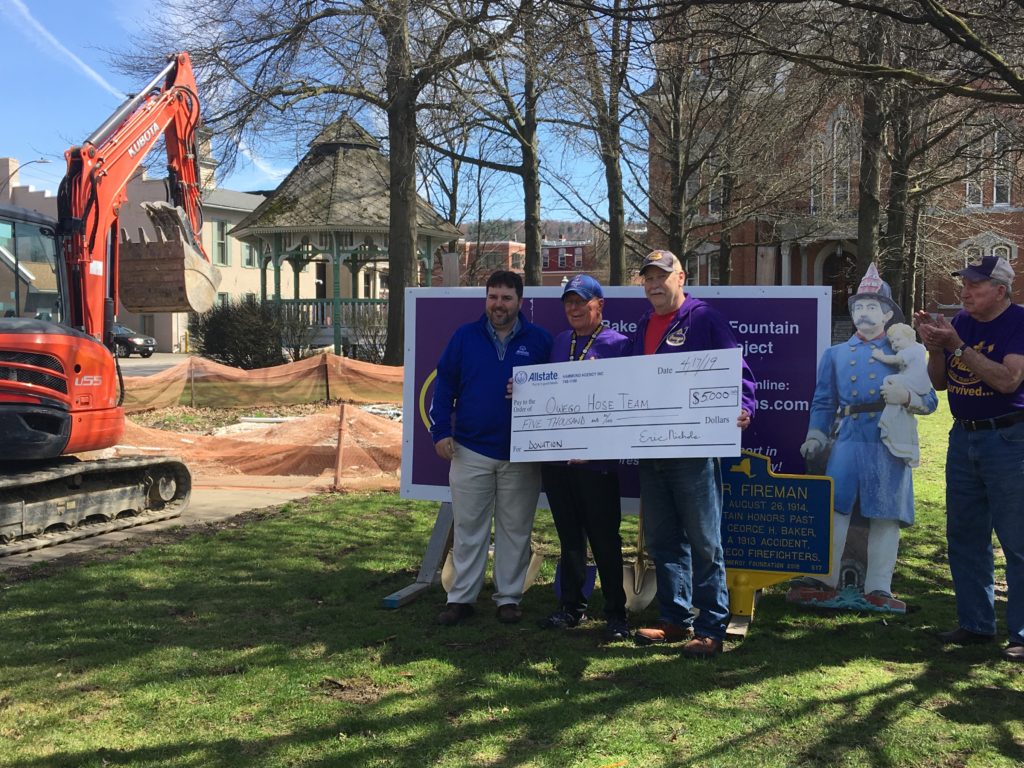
<box><xmin>0</xmin><ymin>474</ymin><xmax>330</xmax><ymax>572</ymax></box>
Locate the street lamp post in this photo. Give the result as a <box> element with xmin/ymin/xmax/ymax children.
<box><xmin>0</xmin><ymin>158</ymin><xmax>52</xmax><ymax>198</ymax></box>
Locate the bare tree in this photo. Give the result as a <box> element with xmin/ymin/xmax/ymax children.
<box><xmin>122</xmin><ymin>0</ymin><xmax>526</xmax><ymax>364</ymax></box>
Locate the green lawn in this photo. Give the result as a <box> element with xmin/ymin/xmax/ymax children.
<box><xmin>0</xmin><ymin>397</ymin><xmax>1021</xmax><ymax>767</ymax></box>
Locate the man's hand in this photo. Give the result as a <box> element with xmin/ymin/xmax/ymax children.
<box><xmin>915</xmin><ymin>311</ymin><xmax>961</xmax><ymax>353</ymax></box>
<box><xmin>800</xmin><ymin>437</ymin><xmax>823</xmax><ymax>460</ymax></box>
<box><xmin>881</xmin><ymin>379</ymin><xmax>911</xmax><ymax>406</ymax></box>
<box><xmin>435</xmin><ymin>437</ymin><xmax>455</xmax><ymax>461</ymax></box>
<box><xmin>736</xmin><ymin>408</ymin><xmax>751</xmax><ymax>430</ymax></box>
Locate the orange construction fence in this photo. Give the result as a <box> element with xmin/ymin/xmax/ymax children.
<box><xmin>121</xmin><ymin>353</ymin><xmax>403</xmax><ymax>412</ymax></box>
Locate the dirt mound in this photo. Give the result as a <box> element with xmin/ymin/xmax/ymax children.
<box><xmin>116</xmin><ymin>405</ymin><xmax>401</xmax><ymax>490</ymax></box>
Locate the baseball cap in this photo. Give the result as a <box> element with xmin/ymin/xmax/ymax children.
<box><xmin>561</xmin><ymin>274</ymin><xmax>604</xmax><ymax>301</ymax></box>
<box><xmin>951</xmin><ymin>256</ymin><xmax>1015</xmax><ymax>287</ymax></box>
<box><xmin>640</xmin><ymin>249</ymin><xmax>683</xmax><ymax>275</ymax></box>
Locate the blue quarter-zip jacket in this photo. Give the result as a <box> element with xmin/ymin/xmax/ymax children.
<box><xmin>430</xmin><ymin>312</ymin><xmax>553</xmax><ymax>460</ymax></box>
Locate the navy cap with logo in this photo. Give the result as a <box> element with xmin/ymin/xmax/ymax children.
<box><xmin>561</xmin><ymin>274</ymin><xmax>604</xmax><ymax>301</ymax></box>
<box><xmin>952</xmin><ymin>256</ymin><xmax>1015</xmax><ymax>287</ymax></box>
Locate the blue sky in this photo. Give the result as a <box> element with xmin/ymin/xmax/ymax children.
<box><xmin>0</xmin><ymin>0</ymin><xmax>608</xmax><ymax>222</ymax></box>
<box><xmin>0</xmin><ymin>0</ymin><xmax>286</xmax><ymax>198</ymax></box>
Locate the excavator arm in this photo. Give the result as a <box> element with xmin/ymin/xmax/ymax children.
<box><xmin>56</xmin><ymin>52</ymin><xmax>218</xmax><ymax>341</ymax></box>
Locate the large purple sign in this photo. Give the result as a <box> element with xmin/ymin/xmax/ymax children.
<box><xmin>400</xmin><ymin>286</ymin><xmax>831</xmax><ymax>504</ymax></box>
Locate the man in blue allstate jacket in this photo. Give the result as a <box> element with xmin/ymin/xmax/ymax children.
<box><xmin>430</xmin><ymin>270</ymin><xmax>553</xmax><ymax>626</ymax></box>
<box><xmin>630</xmin><ymin>250</ymin><xmax>757</xmax><ymax>657</ymax></box>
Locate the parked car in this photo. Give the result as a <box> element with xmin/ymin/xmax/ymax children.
<box><xmin>111</xmin><ymin>324</ymin><xmax>156</xmax><ymax>358</ymax></box>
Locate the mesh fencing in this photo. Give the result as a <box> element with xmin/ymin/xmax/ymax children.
<box><xmin>121</xmin><ymin>353</ymin><xmax>403</xmax><ymax>412</ymax></box>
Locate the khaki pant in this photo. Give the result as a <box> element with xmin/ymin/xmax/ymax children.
<box><xmin>447</xmin><ymin>444</ymin><xmax>541</xmax><ymax>607</ymax></box>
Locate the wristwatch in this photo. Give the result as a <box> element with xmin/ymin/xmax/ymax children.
<box><xmin>953</xmin><ymin>343</ymin><xmax>968</xmax><ymax>358</ymax></box>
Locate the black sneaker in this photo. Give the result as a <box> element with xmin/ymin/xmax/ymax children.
<box><xmin>601</xmin><ymin>617</ymin><xmax>631</xmax><ymax>641</ymax></box>
<box><xmin>537</xmin><ymin>608</ymin><xmax>586</xmax><ymax>630</ymax></box>
<box><xmin>438</xmin><ymin>603</ymin><xmax>475</xmax><ymax>626</ymax></box>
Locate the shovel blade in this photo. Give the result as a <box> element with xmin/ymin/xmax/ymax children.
<box><xmin>622</xmin><ymin>563</ymin><xmax>657</xmax><ymax>612</ymax></box>
<box><xmin>440</xmin><ymin>544</ymin><xmax>545</xmax><ymax>594</ymax></box>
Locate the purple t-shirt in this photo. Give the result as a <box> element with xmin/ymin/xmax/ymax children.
<box><xmin>947</xmin><ymin>303</ymin><xmax>1024</xmax><ymax>419</ymax></box>
<box><xmin>548</xmin><ymin>325</ymin><xmax>631</xmax><ymax>472</ymax></box>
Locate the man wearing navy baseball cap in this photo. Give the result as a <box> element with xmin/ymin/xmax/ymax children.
<box><xmin>915</xmin><ymin>255</ymin><xmax>1024</xmax><ymax>661</ymax></box>
<box><xmin>537</xmin><ymin>274</ymin><xmax>633</xmax><ymax>641</ymax></box>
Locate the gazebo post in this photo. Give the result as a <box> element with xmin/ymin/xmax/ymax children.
<box><xmin>332</xmin><ymin>245</ymin><xmax>344</xmax><ymax>355</ymax></box>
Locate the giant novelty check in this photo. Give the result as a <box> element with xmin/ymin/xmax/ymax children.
<box><xmin>509</xmin><ymin>348</ymin><xmax>743</xmax><ymax>462</ymax></box>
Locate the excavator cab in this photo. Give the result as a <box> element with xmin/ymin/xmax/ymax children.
<box><xmin>118</xmin><ymin>201</ymin><xmax>220</xmax><ymax>314</ymax></box>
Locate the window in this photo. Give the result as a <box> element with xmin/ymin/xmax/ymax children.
<box><xmin>217</xmin><ymin>292</ymin><xmax>230</xmax><ymax>308</ymax></box>
<box><xmin>965</xmin><ymin>246</ymin><xmax>983</xmax><ymax>263</ymax></box>
<box><xmin>810</xmin><ymin>141</ymin><xmax>826</xmax><ymax>214</ymax></box>
<box><xmin>993</xmin><ymin>244</ymin><xmax>1011</xmax><ymax>260</ymax></box>
<box><xmin>965</xmin><ymin>136</ymin><xmax>983</xmax><ymax>206</ymax></box>
<box><xmin>558</xmin><ymin>249</ymin><xmax>566</xmax><ymax>268</ymax></box>
<box><xmin>542</xmin><ymin>251</ymin><xmax>549</xmax><ymax>269</ymax></box>
<box><xmin>512</xmin><ymin>253</ymin><xmax>524</xmax><ymax>270</ymax></box>
<box><xmin>141</xmin><ymin>314</ymin><xmax>155</xmax><ymax>336</ymax></box>
<box><xmin>574</xmin><ymin>249</ymin><xmax>582</xmax><ymax>268</ymax></box>
<box><xmin>214</xmin><ymin>221</ymin><xmax>229</xmax><ymax>266</ymax></box>
<box><xmin>243</xmin><ymin>243</ymin><xmax>258</xmax><ymax>268</ymax></box>
<box><xmin>707</xmin><ymin>155</ymin><xmax>723</xmax><ymax>216</ymax></box>
<box><xmin>686</xmin><ymin>253</ymin><xmax>720</xmax><ymax>286</ymax></box>
<box><xmin>833</xmin><ymin>120</ymin><xmax>851</xmax><ymax>209</ymax></box>
<box><xmin>684</xmin><ymin>173</ymin><xmax>700</xmax><ymax>205</ymax></box>
<box><xmin>363</xmin><ymin>270</ymin><xmax>373</xmax><ymax>298</ymax></box>
<box><xmin>965</xmin><ymin>178</ymin><xmax>983</xmax><ymax>206</ymax></box>
<box><xmin>994</xmin><ymin>130</ymin><xmax>1011</xmax><ymax>206</ymax></box>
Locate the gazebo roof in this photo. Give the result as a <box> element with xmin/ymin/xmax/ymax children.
<box><xmin>230</xmin><ymin>116</ymin><xmax>459</xmax><ymax>242</ymax></box>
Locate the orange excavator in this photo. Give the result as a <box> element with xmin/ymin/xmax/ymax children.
<box><xmin>0</xmin><ymin>52</ymin><xmax>219</xmax><ymax>554</ymax></box>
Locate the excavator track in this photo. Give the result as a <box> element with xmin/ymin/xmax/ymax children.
<box><xmin>0</xmin><ymin>456</ymin><xmax>190</xmax><ymax>558</ymax></box>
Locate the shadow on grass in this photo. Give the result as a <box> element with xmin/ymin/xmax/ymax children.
<box><xmin>0</xmin><ymin>493</ymin><xmax>1021</xmax><ymax>768</ymax></box>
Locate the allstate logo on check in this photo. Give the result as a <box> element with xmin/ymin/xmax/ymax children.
<box><xmin>515</xmin><ymin>369</ymin><xmax>559</xmax><ymax>385</ymax></box>
<box><xmin>527</xmin><ymin>371</ymin><xmax>557</xmax><ymax>382</ymax></box>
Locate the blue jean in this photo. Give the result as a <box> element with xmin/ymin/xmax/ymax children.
<box><xmin>639</xmin><ymin>457</ymin><xmax>730</xmax><ymax>640</ymax></box>
<box><xmin>946</xmin><ymin>421</ymin><xmax>1024</xmax><ymax>644</ymax></box>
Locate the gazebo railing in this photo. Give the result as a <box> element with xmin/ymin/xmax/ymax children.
<box><xmin>276</xmin><ymin>298</ymin><xmax>388</xmax><ymax>355</ymax></box>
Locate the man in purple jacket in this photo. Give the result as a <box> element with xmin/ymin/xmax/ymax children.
<box><xmin>430</xmin><ymin>270</ymin><xmax>553</xmax><ymax>626</ymax></box>
<box><xmin>631</xmin><ymin>250</ymin><xmax>756</xmax><ymax>657</ymax></box>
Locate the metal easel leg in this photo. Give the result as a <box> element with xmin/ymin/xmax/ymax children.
<box><xmin>381</xmin><ymin>501</ymin><xmax>453</xmax><ymax>608</ymax></box>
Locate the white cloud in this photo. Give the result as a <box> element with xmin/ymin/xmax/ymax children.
<box><xmin>237</xmin><ymin>139</ymin><xmax>291</xmax><ymax>181</ymax></box>
<box><xmin>0</xmin><ymin>0</ymin><xmax>127</xmax><ymax>100</ymax></box>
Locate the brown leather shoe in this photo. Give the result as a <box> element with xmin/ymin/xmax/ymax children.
<box><xmin>634</xmin><ymin>621</ymin><xmax>692</xmax><ymax>646</ymax></box>
<box><xmin>496</xmin><ymin>603</ymin><xmax>523</xmax><ymax>624</ymax></box>
<box><xmin>938</xmin><ymin>626</ymin><xmax>995</xmax><ymax>645</ymax></box>
<box><xmin>681</xmin><ymin>635</ymin><xmax>723</xmax><ymax>658</ymax></box>
<box><xmin>437</xmin><ymin>603</ymin><xmax>475</xmax><ymax>626</ymax></box>
<box><xmin>1004</xmin><ymin>643</ymin><xmax>1024</xmax><ymax>662</ymax></box>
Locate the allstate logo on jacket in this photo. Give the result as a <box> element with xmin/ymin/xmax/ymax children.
<box><xmin>665</xmin><ymin>326</ymin><xmax>689</xmax><ymax>347</ymax></box>
<box><xmin>515</xmin><ymin>345</ymin><xmax>532</xmax><ymax>357</ymax></box>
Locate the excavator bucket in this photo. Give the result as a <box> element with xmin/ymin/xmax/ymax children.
<box><xmin>119</xmin><ymin>202</ymin><xmax>221</xmax><ymax>314</ymax></box>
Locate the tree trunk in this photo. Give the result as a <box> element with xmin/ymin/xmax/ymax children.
<box><xmin>882</xmin><ymin>105</ymin><xmax>911</xmax><ymax>306</ymax></box>
<box><xmin>383</xmin><ymin>4</ymin><xmax>417</xmax><ymax>366</ymax></box>
<box><xmin>856</xmin><ymin>19</ymin><xmax>886</xmax><ymax>278</ymax></box>
<box><xmin>522</xmin><ymin>16</ymin><xmax>542</xmax><ymax>286</ymax></box>
<box><xmin>717</xmin><ymin>171</ymin><xmax>734</xmax><ymax>286</ymax></box>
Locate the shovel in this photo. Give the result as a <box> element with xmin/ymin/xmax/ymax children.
<box><xmin>623</xmin><ymin>502</ymin><xmax>657</xmax><ymax>612</ymax></box>
<box><xmin>441</xmin><ymin>542</ymin><xmax>544</xmax><ymax>593</ymax></box>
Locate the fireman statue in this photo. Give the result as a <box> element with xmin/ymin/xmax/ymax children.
<box><xmin>790</xmin><ymin>264</ymin><xmax>938</xmax><ymax>613</ymax></box>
